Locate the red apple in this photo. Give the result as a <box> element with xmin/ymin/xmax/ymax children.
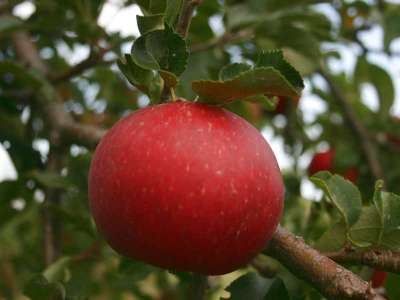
<box><xmin>308</xmin><ymin>149</ymin><xmax>335</xmax><ymax>176</ymax></box>
<box><xmin>274</xmin><ymin>96</ymin><xmax>300</xmax><ymax>114</ymax></box>
<box><xmin>308</xmin><ymin>149</ymin><xmax>359</xmax><ymax>183</ymax></box>
<box><xmin>371</xmin><ymin>270</ymin><xmax>388</xmax><ymax>288</ymax></box>
<box><xmin>342</xmin><ymin>167</ymin><xmax>359</xmax><ymax>183</ymax></box>
<box><xmin>89</xmin><ymin>100</ymin><xmax>284</xmax><ymax>275</ymax></box>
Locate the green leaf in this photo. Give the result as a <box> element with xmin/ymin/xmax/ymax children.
<box><xmin>135</xmin><ymin>0</ymin><xmax>151</xmax><ymax>14</ymax></box>
<box><xmin>354</xmin><ymin>56</ymin><xmax>394</xmax><ymax>116</ymax></box>
<box><xmin>135</xmin><ymin>0</ymin><xmax>166</xmax><ymax>14</ymax></box>
<box><xmin>384</xmin><ymin>8</ymin><xmax>400</xmax><ymax>51</ymax></box>
<box><xmin>149</xmin><ymin>0</ymin><xmax>166</xmax><ymax>14</ymax></box>
<box><xmin>118</xmin><ymin>258</ymin><xmax>159</xmax><ymax>282</ymax></box>
<box><xmin>316</xmin><ymin>221</ymin><xmax>347</xmax><ymax>252</ymax></box>
<box><xmin>30</xmin><ymin>171</ymin><xmax>71</xmax><ymax>189</ymax></box>
<box><xmin>310</xmin><ymin>172</ymin><xmax>362</xmax><ymax>229</ymax></box>
<box><xmin>0</xmin><ymin>180</ymin><xmax>21</xmax><ymax>203</ymax></box>
<box><xmin>386</xmin><ymin>273</ymin><xmax>400</xmax><ymax>300</ymax></box>
<box><xmin>118</xmin><ymin>54</ymin><xmax>164</xmax><ymax>102</ymax></box>
<box><xmin>225</xmin><ymin>4</ymin><xmax>265</xmax><ymax>30</ymax></box>
<box><xmin>192</xmin><ymin>67</ymin><xmax>300</xmax><ymax>104</ymax></box>
<box><xmin>349</xmin><ymin>206</ymin><xmax>381</xmax><ymax>248</ymax></box>
<box><xmin>372</xmin><ymin>182</ymin><xmax>400</xmax><ymax>249</ymax></box>
<box><xmin>24</xmin><ymin>275</ymin><xmax>64</xmax><ymax>300</ymax></box>
<box><xmin>131</xmin><ymin>26</ymin><xmax>188</xmax><ymax>75</ymax></box>
<box><xmin>219</xmin><ymin>63</ymin><xmax>252</xmax><ymax>81</ymax></box>
<box><xmin>242</xmin><ymin>94</ymin><xmax>278</xmax><ymax>111</ymax></box>
<box><xmin>117</xmin><ymin>54</ymin><xmax>154</xmax><ymax>93</ymax></box>
<box><xmin>43</xmin><ymin>256</ymin><xmax>72</xmax><ymax>283</ymax></box>
<box><xmin>263</xmin><ymin>278</ymin><xmax>290</xmax><ymax>300</ymax></box>
<box><xmin>256</xmin><ymin>50</ymin><xmax>304</xmax><ymax>92</ymax></box>
<box><xmin>223</xmin><ymin>272</ymin><xmax>285</xmax><ymax>300</ymax></box>
<box><xmin>136</xmin><ymin>14</ymin><xmax>165</xmax><ymax>35</ymax></box>
<box><xmin>165</xmin><ymin>0</ymin><xmax>182</xmax><ymax>26</ymax></box>
<box><xmin>0</xmin><ymin>61</ymin><xmax>56</xmax><ymax>101</ymax></box>
<box><xmin>0</xmin><ymin>15</ymin><xmax>23</xmax><ymax>34</ymax></box>
<box><xmin>0</xmin><ymin>61</ymin><xmax>42</xmax><ymax>88</ymax></box>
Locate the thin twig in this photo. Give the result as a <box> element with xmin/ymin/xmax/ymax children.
<box><xmin>12</xmin><ymin>31</ymin><xmax>48</xmax><ymax>74</ymax></box>
<box><xmin>191</xmin><ymin>28</ymin><xmax>254</xmax><ymax>53</ymax></box>
<box><xmin>11</xmin><ymin>30</ymin><xmax>106</xmax><ymax>147</ymax></box>
<box><xmin>50</xmin><ymin>50</ymin><xmax>116</xmax><ymax>84</ymax></box>
<box><xmin>11</xmin><ymin>28</ymin><xmax>106</xmax><ymax>273</ymax></box>
<box><xmin>0</xmin><ymin>261</ymin><xmax>21</xmax><ymax>298</ymax></box>
<box><xmin>265</xmin><ymin>226</ymin><xmax>384</xmax><ymax>300</ymax></box>
<box><xmin>325</xmin><ymin>249</ymin><xmax>400</xmax><ymax>274</ymax></box>
<box><xmin>318</xmin><ymin>69</ymin><xmax>385</xmax><ymax>183</ymax></box>
<box><xmin>176</xmin><ymin>0</ymin><xmax>203</xmax><ymax>38</ymax></box>
<box><xmin>43</xmin><ymin>149</ymin><xmax>63</xmax><ymax>266</ymax></box>
<box><xmin>160</xmin><ymin>0</ymin><xmax>203</xmax><ymax>102</ymax></box>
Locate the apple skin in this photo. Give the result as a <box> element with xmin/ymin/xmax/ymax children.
<box><xmin>371</xmin><ymin>270</ymin><xmax>388</xmax><ymax>288</ymax></box>
<box><xmin>89</xmin><ymin>100</ymin><xmax>284</xmax><ymax>275</ymax></box>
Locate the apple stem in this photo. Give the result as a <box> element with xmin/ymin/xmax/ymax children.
<box><xmin>170</xmin><ymin>87</ymin><xmax>177</xmax><ymax>102</ymax></box>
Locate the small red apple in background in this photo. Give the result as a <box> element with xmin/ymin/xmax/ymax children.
<box><xmin>274</xmin><ymin>96</ymin><xmax>300</xmax><ymax>115</ymax></box>
<box><xmin>371</xmin><ymin>270</ymin><xmax>388</xmax><ymax>288</ymax></box>
<box><xmin>308</xmin><ymin>148</ymin><xmax>359</xmax><ymax>183</ymax></box>
<box><xmin>342</xmin><ymin>167</ymin><xmax>359</xmax><ymax>183</ymax></box>
<box><xmin>89</xmin><ymin>100</ymin><xmax>284</xmax><ymax>275</ymax></box>
<box><xmin>308</xmin><ymin>149</ymin><xmax>335</xmax><ymax>176</ymax></box>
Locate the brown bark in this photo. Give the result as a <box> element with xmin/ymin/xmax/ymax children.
<box><xmin>266</xmin><ymin>226</ymin><xmax>384</xmax><ymax>300</ymax></box>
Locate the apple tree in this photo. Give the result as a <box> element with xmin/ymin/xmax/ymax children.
<box><xmin>0</xmin><ymin>0</ymin><xmax>400</xmax><ymax>299</ymax></box>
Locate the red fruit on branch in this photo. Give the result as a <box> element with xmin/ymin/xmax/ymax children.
<box><xmin>371</xmin><ymin>270</ymin><xmax>388</xmax><ymax>288</ymax></box>
<box><xmin>274</xmin><ymin>96</ymin><xmax>300</xmax><ymax>115</ymax></box>
<box><xmin>308</xmin><ymin>149</ymin><xmax>335</xmax><ymax>176</ymax></box>
<box><xmin>88</xmin><ymin>100</ymin><xmax>284</xmax><ymax>275</ymax></box>
<box><xmin>308</xmin><ymin>149</ymin><xmax>359</xmax><ymax>183</ymax></box>
<box><xmin>342</xmin><ymin>167</ymin><xmax>359</xmax><ymax>183</ymax></box>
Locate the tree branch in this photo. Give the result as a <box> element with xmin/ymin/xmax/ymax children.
<box><xmin>12</xmin><ymin>31</ymin><xmax>48</xmax><ymax>74</ymax></box>
<box><xmin>43</xmin><ymin>149</ymin><xmax>63</xmax><ymax>266</ymax></box>
<box><xmin>176</xmin><ymin>0</ymin><xmax>203</xmax><ymax>38</ymax></box>
<box><xmin>50</xmin><ymin>49</ymin><xmax>116</xmax><ymax>84</ymax></box>
<box><xmin>191</xmin><ymin>28</ymin><xmax>254</xmax><ymax>53</ymax></box>
<box><xmin>326</xmin><ymin>248</ymin><xmax>400</xmax><ymax>274</ymax></box>
<box><xmin>318</xmin><ymin>69</ymin><xmax>385</xmax><ymax>183</ymax></box>
<box><xmin>266</xmin><ymin>226</ymin><xmax>384</xmax><ymax>300</ymax></box>
<box><xmin>12</xmin><ymin>30</ymin><xmax>106</xmax><ymax>148</ymax></box>
<box><xmin>46</xmin><ymin>102</ymin><xmax>106</xmax><ymax>147</ymax></box>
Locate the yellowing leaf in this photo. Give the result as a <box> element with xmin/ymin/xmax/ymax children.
<box><xmin>192</xmin><ymin>67</ymin><xmax>300</xmax><ymax>104</ymax></box>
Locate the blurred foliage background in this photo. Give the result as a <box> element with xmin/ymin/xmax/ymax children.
<box><xmin>0</xmin><ymin>0</ymin><xmax>400</xmax><ymax>299</ymax></box>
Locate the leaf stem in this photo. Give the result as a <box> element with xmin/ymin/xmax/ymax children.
<box><xmin>170</xmin><ymin>87</ymin><xmax>177</xmax><ymax>102</ymax></box>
